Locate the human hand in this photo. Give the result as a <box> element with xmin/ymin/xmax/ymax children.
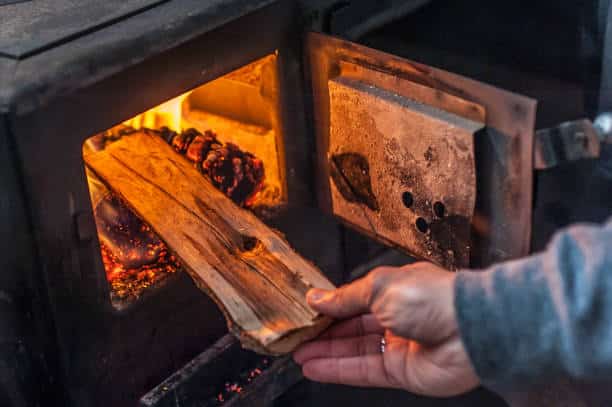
<box><xmin>293</xmin><ymin>263</ymin><xmax>479</xmax><ymax>397</ymax></box>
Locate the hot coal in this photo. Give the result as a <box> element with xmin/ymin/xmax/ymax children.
<box><xmin>94</xmin><ymin>193</ymin><xmax>180</xmax><ymax>301</ymax></box>
<box><xmin>100</xmin><ymin>241</ymin><xmax>179</xmax><ymax>302</ymax></box>
<box><xmin>95</xmin><ymin>193</ymin><xmax>166</xmax><ymax>270</ymax></box>
<box><xmin>212</xmin><ymin>357</ymin><xmax>270</xmax><ymax>404</ymax></box>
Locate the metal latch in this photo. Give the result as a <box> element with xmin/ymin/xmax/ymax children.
<box><xmin>534</xmin><ymin>113</ymin><xmax>612</xmax><ymax>170</ymax></box>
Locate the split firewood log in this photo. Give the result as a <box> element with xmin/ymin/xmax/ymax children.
<box><xmin>84</xmin><ymin>131</ymin><xmax>334</xmax><ymax>354</ymax></box>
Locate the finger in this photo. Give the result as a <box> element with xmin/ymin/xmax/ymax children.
<box><xmin>306</xmin><ymin>278</ymin><xmax>371</xmax><ymax>318</ymax></box>
<box><xmin>307</xmin><ymin>268</ymin><xmax>392</xmax><ymax>318</ymax></box>
<box><xmin>294</xmin><ymin>334</ymin><xmax>382</xmax><ymax>365</ymax></box>
<box><xmin>302</xmin><ymin>355</ymin><xmax>399</xmax><ymax>388</ymax></box>
<box><xmin>318</xmin><ymin>314</ymin><xmax>384</xmax><ymax>340</ymax></box>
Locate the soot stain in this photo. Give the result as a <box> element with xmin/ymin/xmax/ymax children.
<box><xmin>384</xmin><ymin>149</ymin><xmax>471</xmax><ymax>268</ymax></box>
<box><xmin>429</xmin><ymin>214</ymin><xmax>471</xmax><ymax>268</ymax></box>
<box><xmin>424</xmin><ymin>146</ymin><xmax>435</xmax><ymax>166</ymax></box>
<box><xmin>330</xmin><ymin>153</ymin><xmax>380</xmax><ymax>211</ymax></box>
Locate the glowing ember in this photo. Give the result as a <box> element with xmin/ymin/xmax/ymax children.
<box><xmin>213</xmin><ymin>358</ymin><xmax>270</xmax><ymax>404</ymax></box>
<box><xmin>101</xmin><ymin>242</ymin><xmax>180</xmax><ymax>301</ymax></box>
<box><xmin>94</xmin><ymin>193</ymin><xmax>181</xmax><ymax>301</ymax></box>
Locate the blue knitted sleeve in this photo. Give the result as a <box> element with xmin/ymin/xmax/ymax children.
<box><xmin>455</xmin><ymin>219</ymin><xmax>612</xmax><ymax>389</ymax></box>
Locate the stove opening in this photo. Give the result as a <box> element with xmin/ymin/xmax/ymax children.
<box><xmin>82</xmin><ymin>54</ymin><xmax>287</xmax><ymax>308</ymax></box>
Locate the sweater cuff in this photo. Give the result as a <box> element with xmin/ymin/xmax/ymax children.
<box><xmin>455</xmin><ymin>264</ymin><xmax>540</xmax><ymax>390</ymax></box>
<box><xmin>455</xmin><ymin>271</ymin><xmax>504</xmax><ymax>384</ymax></box>
<box><xmin>454</xmin><ymin>255</ymin><xmax>554</xmax><ymax>390</ymax></box>
<box><xmin>454</xmin><ymin>270</ymin><xmax>503</xmax><ymax>385</ymax></box>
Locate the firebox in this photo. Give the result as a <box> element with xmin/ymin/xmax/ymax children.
<box><xmin>0</xmin><ymin>1</ymin><xmax>537</xmax><ymax>406</ymax></box>
<box><xmin>82</xmin><ymin>54</ymin><xmax>289</xmax><ymax>308</ymax></box>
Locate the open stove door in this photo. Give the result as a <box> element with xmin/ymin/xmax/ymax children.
<box><xmin>306</xmin><ymin>32</ymin><xmax>537</xmax><ymax>269</ymax></box>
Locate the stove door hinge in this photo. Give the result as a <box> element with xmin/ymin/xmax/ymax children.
<box><xmin>534</xmin><ymin>113</ymin><xmax>612</xmax><ymax>169</ymax></box>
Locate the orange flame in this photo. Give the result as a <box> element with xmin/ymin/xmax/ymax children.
<box><xmin>123</xmin><ymin>91</ymin><xmax>190</xmax><ymax>132</ymax></box>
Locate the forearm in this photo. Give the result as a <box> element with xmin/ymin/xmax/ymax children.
<box><xmin>455</xmin><ymin>220</ymin><xmax>612</xmax><ymax>389</ymax></box>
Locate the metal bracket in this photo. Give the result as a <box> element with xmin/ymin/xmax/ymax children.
<box><xmin>533</xmin><ymin>110</ymin><xmax>612</xmax><ymax>170</ymax></box>
<box><xmin>534</xmin><ymin>119</ymin><xmax>602</xmax><ymax>169</ymax></box>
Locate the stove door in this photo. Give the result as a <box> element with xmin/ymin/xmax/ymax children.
<box><xmin>306</xmin><ymin>32</ymin><xmax>537</xmax><ymax>269</ymax></box>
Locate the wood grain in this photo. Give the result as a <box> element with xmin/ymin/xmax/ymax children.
<box><xmin>84</xmin><ymin>131</ymin><xmax>334</xmax><ymax>355</ymax></box>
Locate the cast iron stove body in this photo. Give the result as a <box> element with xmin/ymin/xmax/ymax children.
<box><xmin>0</xmin><ymin>1</ymin><xmax>539</xmax><ymax>406</ymax></box>
<box><xmin>0</xmin><ymin>1</ymin><xmax>346</xmax><ymax>406</ymax></box>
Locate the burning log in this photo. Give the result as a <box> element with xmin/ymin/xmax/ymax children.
<box><xmin>95</xmin><ymin>193</ymin><xmax>179</xmax><ymax>275</ymax></box>
<box><xmin>85</xmin><ymin>167</ymin><xmax>180</xmax><ymax>302</ymax></box>
<box><xmin>84</xmin><ymin>131</ymin><xmax>334</xmax><ymax>355</ymax></box>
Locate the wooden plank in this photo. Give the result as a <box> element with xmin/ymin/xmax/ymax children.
<box><xmin>84</xmin><ymin>131</ymin><xmax>334</xmax><ymax>355</ymax></box>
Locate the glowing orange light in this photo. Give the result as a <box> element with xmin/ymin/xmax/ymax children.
<box><xmin>123</xmin><ymin>91</ymin><xmax>190</xmax><ymax>133</ymax></box>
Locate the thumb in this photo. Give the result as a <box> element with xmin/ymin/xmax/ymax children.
<box><xmin>306</xmin><ymin>273</ymin><xmax>379</xmax><ymax>319</ymax></box>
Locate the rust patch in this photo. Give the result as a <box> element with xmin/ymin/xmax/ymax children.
<box><xmin>429</xmin><ymin>214</ymin><xmax>471</xmax><ymax>268</ymax></box>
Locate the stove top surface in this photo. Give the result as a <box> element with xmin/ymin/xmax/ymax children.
<box><xmin>0</xmin><ymin>0</ymin><xmax>281</xmax><ymax>114</ymax></box>
<box><xmin>0</xmin><ymin>0</ymin><xmax>168</xmax><ymax>59</ymax></box>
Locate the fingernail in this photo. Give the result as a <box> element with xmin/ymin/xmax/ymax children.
<box><xmin>307</xmin><ymin>288</ymin><xmax>330</xmax><ymax>304</ymax></box>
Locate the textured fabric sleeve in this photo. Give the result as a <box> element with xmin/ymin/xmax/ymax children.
<box><xmin>455</xmin><ymin>219</ymin><xmax>612</xmax><ymax>389</ymax></box>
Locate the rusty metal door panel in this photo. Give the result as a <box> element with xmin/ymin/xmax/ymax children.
<box><xmin>328</xmin><ymin>76</ymin><xmax>481</xmax><ymax>269</ymax></box>
<box><xmin>306</xmin><ymin>32</ymin><xmax>537</xmax><ymax>268</ymax></box>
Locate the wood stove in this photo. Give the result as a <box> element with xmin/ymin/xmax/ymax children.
<box><xmin>0</xmin><ymin>1</ymin><xmax>537</xmax><ymax>406</ymax></box>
